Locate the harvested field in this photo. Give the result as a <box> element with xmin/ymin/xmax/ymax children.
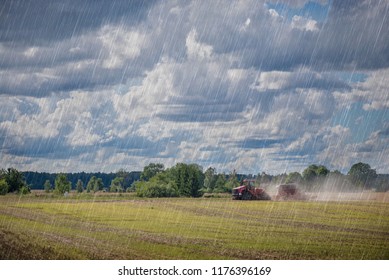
<box><xmin>0</xmin><ymin>192</ymin><xmax>388</xmax><ymax>259</ymax></box>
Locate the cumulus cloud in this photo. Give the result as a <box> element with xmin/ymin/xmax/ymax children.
<box><xmin>353</xmin><ymin>69</ymin><xmax>389</xmax><ymax>111</ymax></box>
<box><xmin>99</xmin><ymin>25</ymin><xmax>148</xmax><ymax>69</ymax></box>
<box><xmin>319</xmin><ymin>124</ymin><xmax>389</xmax><ymax>173</ymax></box>
<box><xmin>186</xmin><ymin>29</ymin><xmax>213</xmax><ymax>60</ymax></box>
<box><xmin>334</xmin><ymin>69</ymin><xmax>389</xmax><ymax>111</ymax></box>
<box><xmin>291</xmin><ymin>15</ymin><xmax>319</xmax><ymax>32</ymax></box>
<box><xmin>254</xmin><ymin>69</ymin><xmax>349</xmax><ymax>92</ymax></box>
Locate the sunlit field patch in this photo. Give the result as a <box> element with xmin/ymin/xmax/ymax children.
<box><xmin>0</xmin><ymin>193</ymin><xmax>388</xmax><ymax>259</ymax></box>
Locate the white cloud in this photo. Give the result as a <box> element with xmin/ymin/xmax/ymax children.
<box><xmin>99</xmin><ymin>25</ymin><xmax>148</xmax><ymax>69</ymax></box>
<box><xmin>318</xmin><ymin>126</ymin><xmax>389</xmax><ymax>173</ymax></box>
<box><xmin>251</xmin><ymin>88</ymin><xmax>335</xmax><ymax>138</ymax></box>
<box><xmin>23</xmin><ymin>47</ymin><xmax>39</xmax><ymax>58</ymax></box>
<box><xmin>291</xmin><ymin>15</ymin><xmax>319</xmax><ymax>32</ymax></box>
<box><xmin>354</xmin><ymin>69</ymin><xmax>389</xmax><ymax>111</ymax></box>
<box><xmin>333</xmin><ymin>69</ymin><xmax>389</xmax><ymax>112</ymax></box>
<box><xmin>268</xmin><ymin>9</ymin><xmax>281</xmax><ymax>19</ymax></box>
<box><xmin>186</xmin><ymin>29</ymin><xmax>213</xmax><ymax>60</ymax></box>
<box><xmin>256</xmin><ymin>71</ymin><xmax>292</xmax><ymax>91</ymax></box>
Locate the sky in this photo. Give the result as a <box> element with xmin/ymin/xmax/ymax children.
<box><xmin>0</xmin><ymin>0</ymin><xmax>388</xmax><ymax>175</ymax></box>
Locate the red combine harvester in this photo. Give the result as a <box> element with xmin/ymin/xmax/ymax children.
<box><xmin>275</xmin><ymin>184</ymin><xmax>306</xmax><ymax>200</ymax></box>
<box><xmin>232</xmin><ymin>179</ymin><xmax>271</xmax><ymax>200</ymax></box>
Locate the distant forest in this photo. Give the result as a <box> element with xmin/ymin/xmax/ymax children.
<box><xmin>23</xmin><ymin>171</ymin><xmax>141</xmax><ymax>190</ymax></box>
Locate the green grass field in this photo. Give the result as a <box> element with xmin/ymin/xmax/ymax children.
<box><xmin>0</xmin><ymin>192</ymin><xmax>388</xmax><ymax>259</ymax></box>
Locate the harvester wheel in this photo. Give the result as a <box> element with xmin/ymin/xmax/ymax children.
<box><xmin>242</xmin><ymin>191</ymin><xmax>252</xmax><ymax>200</ymax></box>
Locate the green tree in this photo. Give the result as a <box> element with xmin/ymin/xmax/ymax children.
<box><xmin>169</xmin><ymin>163</ymin><xmax>204</xmax><ymax>197</ymax></box>
<box><xmin>86</xmin><ymin>176</ymin><xmax>96</xmax><ymax>193</ymax></box>
<box><xmin>302</xmin><ymin>165</ymin><xmax>329</xmax><ymax>183</ymax></box>
<box><xmin>225</xmin><ymin>170</ymin><xmax>240</xmax><ymax>192</ymax></box>
<box><xmin>203</xmin><ymin>167</ymin><xmax>216</xmax><ymax>192</ymax></box>
<box><xmin>86</xmin><ymin>176</ymin><xmax>104</xmax><ymax>192</ymax></box>
<box><xmin>110</xmin><ymin>177</ymin><xmax>124</xmax><ymax>193</ymax></box>
<box><xmin>93</xmin><ymin>178</ymin><xmax>104</xmax><ymax>192</ymax></box>
<box><xmin>44</xmin><ymin>180</ymin><xmax>52</xmax><ymax>193</ymax></box>
<box><xmin>214</xmin><ymin>174</ymin><xmax>227</xmax><ymax>193</ymax></box>
<box><xmin>348</xmin><ymin>162</ymin><xmax>377</xmax><ymax>189</ymax></box>
<box><xmin>317</xmin><ymin>165</ymin><xmax>330</xmax><ymax>177</ymax></box>
<box><xmin>94</xmin><ymin>178</ymin><xmax>104</xmax><ymax>192</ymax></box>
<box><xmin>302</xmin><ymin>165</ymin><xmax>319</xmax><ymax>182</ymax></box>
<box><xmin>19</xmin><ymin>185</ymin><xmax>30</xmax><ymax>195</ymax></box>
<box><xmin>116</xmin><ymin>169</ymin><xmax>131</xmax><ymax>188</ymax></box>
<box><xmin>54</xmin><ymin>174</ymin><xmax>71</xmax><ymax>195</ymax></box>
<box><xmin>2</xmin><ymin>168</ymin><xmax>26</xmax><ymax>193</ymax></box>
<box><xmin>135</xmin><ymin>172</ymin><xmax>178</xmax><ymax>198</ymax></box>
<box><xmin>0</xmin><ymin>179</ymin><xmax>8</xmax><ymax>195</ymax></box>
<box><xmin>285</xmin><ymin>172</ymin><xmax>303</xmax><ymax>184</ymax></box>
<box><xmin>76</xmin><ymin>179</ymin><xmax>84</xmax><ymax>193</ymax></box>
<box><xmin>140</xmin><ymin>163</ymin><xmax>164</xmax><ymax>181</ymax></box>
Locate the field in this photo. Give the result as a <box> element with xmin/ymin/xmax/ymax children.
<box><xmin>1</xmin><ymin>192</ymin><xmax>388</xmax><ymax>260</ymax></box>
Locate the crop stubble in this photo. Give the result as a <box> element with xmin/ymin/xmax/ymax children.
<box><xmin>0</xmin><ymin>193</ymin><xmax>388</xmax><ymax>259</ymax></box>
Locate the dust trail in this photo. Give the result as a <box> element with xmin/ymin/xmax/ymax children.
<box><xmin>309</xmin><ymin>191</ymin><xmax>389</xmax><ymax>202</ymax></box>
<box><xmin>309</xmin><ymin>176</ymin><xmax>389</xmax><ymax>202</ymax></box>
<box><xmin>262</xmin><ymin>178</ymin><xmax>389</xmax><ymax>202</ymax></box>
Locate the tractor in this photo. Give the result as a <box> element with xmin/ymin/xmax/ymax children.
<box><xmin>232</xmin><ymin>179</ymin><xmax>271</xmax><ymax>200</ymax></box>
<box><xmin>275</xmin><ymin>184</ymin><xmax>306</xmax><ymax>200</ymax></box>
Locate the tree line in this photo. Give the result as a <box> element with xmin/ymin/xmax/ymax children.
<box><xmin>23</xmin><ymin>170</ymin><xmax>141</xmax><ymax>190</ymax></box>
<box><xmin>254</xmin><ymin>162</ymin><xmax>389</xmax><ymax>192</ymax></box>
<box><xmin>130</xmin><ymin>162</ymin><xmax>389</xmax><ymax>197</ymax></box>
<box><xmin>0</xmin><ymin>162</ymin><xmax>388</xmax><ymax>196</ymax></box>
<box><xmin>41</xmin><ymin>170</ymin><xmax>141</xmax><ymax>194</ymax></box>
<box><xmin>0</xmin><ymin>168</ymin><xmax>140</xmax><ymax>195</ymax></box>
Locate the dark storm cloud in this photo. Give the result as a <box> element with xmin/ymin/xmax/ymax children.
<box><xmin>211</xmin><ymin>0</ymin><xmax>388</xmax><ymax>71</ymax></box>
<box><xmin>0</xmin><ymin>0</ymin><xmax>155</xmax><ymax>45</ymax></box>
<box><xmin>0</xmin><ymin>60</ymin><xmax>142</xmax><ymax>96</ymax></box>
<box><xmin>1</xmin><ymin>0</ymin><xmax>386</xmax><ymax>98</ymax></box>
<box><xmin>312</xmin><ymin>0</ymin><xmax>389</xmax><ymax>70</ymax></box>
<box><xmin>1</xmin><ymin>137</ymin><xmax>69</xmax><ymax>159</ymax></box>
<box><xmin>158</xmin><ymin>111</ymin><xmax>237</xmax><ymax>123</ymax></box>
<box><xmin>0</xmin><ymin>0</ymin><xmax>157</xmax><ymax>96</ymax></box>
<box><xmin>0</xmin><ymin>125</ymin><xmax>167</xmax><ymax>160</ymax></box>
<box><xmin>236</xmin><ymin>138</ymin><xmax>287</xmax><ymax>149</ymax></box>
<box><xmin>0</xmin><ymin>126</ymin><xmax>71</xmax><ymax>159</ymax></box>
<box><xmin>192</xmin><ymin>0</ymin><xmax>389</xmax><ymax>71</ymax></box>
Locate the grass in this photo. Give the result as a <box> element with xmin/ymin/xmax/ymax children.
<box><xmin>0</xmin><ymin>192</ymin><xmax>388</xmax><ymax>259</ymax></box>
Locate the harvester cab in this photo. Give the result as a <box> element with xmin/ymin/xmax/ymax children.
<box><xmin>232</xmin><ymin>179</ymin><xmax>271</xmax><ymax>200</ymax></box>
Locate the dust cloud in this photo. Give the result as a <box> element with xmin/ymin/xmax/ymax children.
<box><xmin>262</xmin><ymin>177</ymin><xmax>389</xmax><ymax>202</ymax></box>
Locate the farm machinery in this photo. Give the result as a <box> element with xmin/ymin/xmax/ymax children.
<box><xmin>232</xmin><ymin>179</ymin><xmax>271</xmax><ymax>200</ymax></box>
<box><xmin>275</xmin><ymin>184</ymin><xmax>307</xmax><ymax>200</ymax></box>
